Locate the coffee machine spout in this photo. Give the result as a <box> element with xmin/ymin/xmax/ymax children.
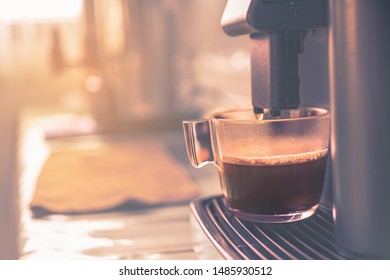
<box><xmin>250</xmin><ymin>30</ymin><xmax>303</xmax><ymax>116</ymax></box>
<box><xmin>221</xmin><ymin>0</ymin><xmax>327</xmax><ymax>114</ymax></box>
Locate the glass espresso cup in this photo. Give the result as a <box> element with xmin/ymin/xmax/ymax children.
<box><xmin>183</xmin><ymin>108</ymin><xmax>329</xmax><ymax>223</ymax></box>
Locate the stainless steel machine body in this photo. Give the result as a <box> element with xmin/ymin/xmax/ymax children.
<box><xmin>329</xmin><ymin>0</ymin><xmax>390</xmax><ymax>258</ymax></box>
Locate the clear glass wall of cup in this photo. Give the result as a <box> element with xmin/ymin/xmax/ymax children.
<box><xmin>183</xmin><ymin>108</ymin><xmax>330</xmax><ymax>223</ymax></box>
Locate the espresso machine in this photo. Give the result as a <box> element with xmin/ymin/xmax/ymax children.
<box><xmin>190</xmin><ymin>0</ymin><xmax>390</xmax><ymax>259</ymax></box>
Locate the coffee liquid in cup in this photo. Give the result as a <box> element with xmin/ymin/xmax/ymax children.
<box><xmin>222</xmin><ymin>150</ymin><xmax>328</xmax><ymax>216</ymax></box>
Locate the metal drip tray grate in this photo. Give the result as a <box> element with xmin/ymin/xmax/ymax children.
<box><xmin>190</xmin><ymin>195</ymin><xmax>351</xmax><ymax>260</ymax></box>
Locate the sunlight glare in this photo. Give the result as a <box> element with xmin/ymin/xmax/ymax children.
<box><xmin>0</xmin><ymin>0</ymin><xmax>82</xmax><ymax>22</ymax></box>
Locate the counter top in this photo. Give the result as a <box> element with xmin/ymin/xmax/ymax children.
<box><xmin>19</xmin><ymin>123</ymin><xmax>220</xmax><ymax>260</ymax></box>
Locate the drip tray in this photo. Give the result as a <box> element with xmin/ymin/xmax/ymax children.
<box><xmin>190</xmin><ymin>195</ymin><xmax>351</xmax><ymax>260</ymax></box>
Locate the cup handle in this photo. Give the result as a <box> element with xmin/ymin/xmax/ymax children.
<box><xmin>183</xmin><ymin>119</ymin><xmax>215</xmax><ymax>168</ymax></box>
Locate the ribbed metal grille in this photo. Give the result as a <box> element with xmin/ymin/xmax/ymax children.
<box><xmin>191</xmin><ymin>195</ymin><xmax>352</xmax><ymax>260</ymax></box>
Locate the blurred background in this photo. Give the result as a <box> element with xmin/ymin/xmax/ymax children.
<box><xmin>0</xmin><ymin>0</ymin><xmax>252</xmax><ymax>259</ymax></box>
<box><xmin>1</xmin><ymin>0</ymin><xmax>251</xmax><ymax>130</ymax></box>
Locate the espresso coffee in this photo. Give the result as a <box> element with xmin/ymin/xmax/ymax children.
<box><xmin>222</xmin><ymin>150</ymin><xmax>328</xmax><ymax>216</ymax></box>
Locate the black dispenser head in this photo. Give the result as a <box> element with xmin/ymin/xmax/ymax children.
<box><xmin>221</xmin><ymin>0</ymin><xmax>327</xmax><ymax>113</ymax></box>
